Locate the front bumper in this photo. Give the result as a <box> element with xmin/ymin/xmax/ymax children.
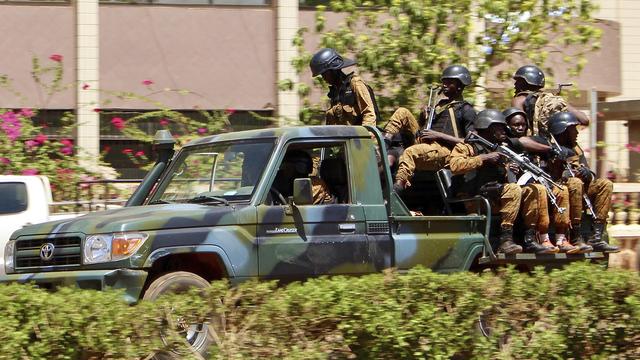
<box><xmin>0</xmin><ymin>269</ymin><xmax>148</xmax><ymax>303</ymax></box>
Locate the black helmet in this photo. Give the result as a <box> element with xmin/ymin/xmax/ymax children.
<box><xmin>441</xmin><ymin>65</ymin><xmax>472</xmax><ymax>86</ymax></box>
<box><xmin>309</xmin><ymin>48</ymin><xmax>357</xmax><ymax>77</ymax></box>
<box><xmin>513</xmin><ymin>65</ymin><xmax>545</xmax><ymax>87</ymax></box>
<box><xmin>474</xmin><ymin>109</ymin><xmax>507</xmax><ymax>129</ymax></box>
<box><xmin>502</xmin><ymin>107</ymin><xmax>526</xmax><ymax>121</ymax></box>
<box><xmin>548</xmin><ymin>112</ymin><xmax>580</xmax><ymax>135</ymax></box>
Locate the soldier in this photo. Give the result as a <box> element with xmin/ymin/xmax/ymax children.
<box><xmin>503</xmin><ymin>108</ymin><xmax>579</xmax><ymax>253</ymax></box>
<box><xmin>511</xmin><ymin>65</ymin><xmax>589</xmax><ymax>136</ymax></box>
<box><xmin>393</xmin><ymin>65</ymin><xmax>477</xmax><ymax>191</ymax></box>
<box><xmin>309</xmin><ymin>48</ymin><xmax>381</xmax><ymax>127</ymax></box>
<box><xmin>450</xmin><ymin>109</ymin><xmax>558</xmax><ymax>255</ymax></box>
<box><xmin>546</xmin><ymin>112</ymin><xmax>619</xmax><ymax>253</ymax></box>
<box><xmin>273</xmin><ymin>150</ymin><xmax>334</xmax><ymax>205</ymax></box>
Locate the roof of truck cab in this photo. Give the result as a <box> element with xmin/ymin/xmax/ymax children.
<box><xmin>185</xmin><ymin>125</ymin><xmax>373</xmax><ymax>147</ymax></box>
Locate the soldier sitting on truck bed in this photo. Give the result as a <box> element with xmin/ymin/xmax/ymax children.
<box><xmin>546</xmin><ymin>112</ymin><xmax>619</xmax><ymax>253</ymax></box>
<box><xmin>393</xmin><ymin>65</ymin><xmax>477</xmax><ymax>193</ymax></box>
<box><xmin>449</xmin><ymin>109</ymin><xmax>563</xmax><ymax>255</ymax></box>
<box><xmin>503</xmin><ymin>108</ymin><xmax>578</xmax><ymax>254</ymax></box>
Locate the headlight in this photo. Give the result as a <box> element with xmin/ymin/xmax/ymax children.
<box><xmin>83</xmin><ymin>232</ymin><xmax>148</xmax><ymax>264</ymax></box>
<box><xmin>4</xmin><ymin>240</ymin><xmax>15</xmax><ymax>273</ymax></box>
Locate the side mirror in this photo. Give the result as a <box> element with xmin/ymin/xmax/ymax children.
<box><xmin>292</xmin><ymin>178</ymin><xmax>313</xmax><ymax>205</ymax></box>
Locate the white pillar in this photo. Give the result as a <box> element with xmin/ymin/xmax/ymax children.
<box><xmin>76</xmin><ymin>0</ymin><xmax>100</xmax><ymax>161</ymax></box>
<box><xmin>468</xmin><ymin>0</ymin><xmax>486</xmax><ymax>110</ymax></box>
<box><xmin>276</xmin><ymin>0</ymin><xmax>300</xmax><ymax>126</ymax></box>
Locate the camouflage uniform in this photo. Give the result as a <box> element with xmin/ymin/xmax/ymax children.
<box><xmin>326</xmin><ymin>74</ymin><xmax>378</xmax><ymax>127</ymax></box>
<box><xmin>549</xmin><ymin>145</ymin><xmax>613</xmax><ymax>224</ymax></box>
<box><xmin>383</xmin><ymin>107</ymin><xmax>421</xmax><ymax>143</ymax></box>
<box><xmin>311</xmin><ymin>177</ymin><xmax>335</xmax><ymax>204</ymax></box>
<box><xmin>395</xmin><ymin>97</ymin><xmax>476</xmax><ymax>183</ymax></box>
<box><xmin>449</xmin><ymin>143</ymin><xmax>522</xmax><ymax>227</ymax></box>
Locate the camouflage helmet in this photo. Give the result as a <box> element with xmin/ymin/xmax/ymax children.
<box><xmin>548</xmin><ymin>112</ymin><xmax>580</xmax><ymax>135</ymax></box>
<box><xmin>502</xmin><ymin>107</ymin><xmax>527</xmax><ymax>122</ymax></box>
<box><xmin>474</xmin><ymin>109</ymin><xmax>507</xmax><ymax>130</ymax></box>
<box><xmin>309</xmin><ymin>48</ymin><xmax>357</xmax><ymax>77</ymax></box>
<box><xmin>513</xmin><ymin>65</ymin><xmax>545</xmax><ymax>87</ymax></box>
<box><xmin>441</xmin><ymin>65</ymin><xmax>472</xmax><ymax>86</ymax></box>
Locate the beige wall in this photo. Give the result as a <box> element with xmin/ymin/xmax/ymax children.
<box><xmin>0</xmin><ymin>4</ymin><xmax>277</xmax><ymax>111</ymax></box>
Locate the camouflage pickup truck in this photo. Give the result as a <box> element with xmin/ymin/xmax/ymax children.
<box><xmin>1</xmin><ymin>125</ymin><xmax>605</xmax><ymax>355</ymax></box>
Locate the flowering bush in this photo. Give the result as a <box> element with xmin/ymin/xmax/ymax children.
<box><xmin>0</xmin><ymin>108</ymin><xmax>98</xmax><ymax>201</ymax></box>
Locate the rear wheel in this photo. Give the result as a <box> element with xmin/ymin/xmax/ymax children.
<box><xmin>143</xmin><ymin>271</ymin><xmax>221</xmax><ymax>359</ymax></box>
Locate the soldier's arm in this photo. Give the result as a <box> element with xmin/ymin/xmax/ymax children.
<box><xmin>449</xmin><ymin>143</ymin><xmax>483</xmax><ymax>175</ymax></box>
<box><xmin>351</xmin><ymin>78</ymin><xmax>378</xmax><ymax>127</ymax></box>
<box><xmin>517</xmin><ymin>136</ymin><xmax>552</xmax><ymax>153</ymax></box>
<box><xmin>567</xmin><ymin>104</ymin><xmax>590</xmax><ymax>126</ymax></box>
<box><xmin>512</xmin><ymin>95</ymin><xmax>526</xmax><ymax>109</ymax></box>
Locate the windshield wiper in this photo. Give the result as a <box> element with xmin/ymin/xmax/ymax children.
<box><xmin>186</xmin><ymin>195</ymin><xmax>229</xmax><ymax>206</ymax></box>
<box><xmin>148</xmin><ymin>199</ymin><xmax>173</xmax><ymax>205</ymax></box>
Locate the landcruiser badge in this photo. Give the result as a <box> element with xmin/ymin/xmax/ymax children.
<box><xmin>40</xmin><ymin>243</ymin><xmax>55</xmax><ymax>261</ymax></box>
<box><xmin>266</xmin><ymin>227</ymin><xmax>297</xmax><ymax>234</ymax></box>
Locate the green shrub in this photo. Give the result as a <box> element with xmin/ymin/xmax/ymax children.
<box><xmin>0</xmin><ymin>263</ymin><xmax>638</xmax><ymax>359</ymax></box>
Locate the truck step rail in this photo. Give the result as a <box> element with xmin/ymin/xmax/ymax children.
<box><xmin>479</xmin><ymin>252</ymin><xmax>606</xmax><ymax>265</ymax></box>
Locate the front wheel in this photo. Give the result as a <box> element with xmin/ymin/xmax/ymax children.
<box><xmin>143</xmin><ymin>271</ymin><xmax>220</xmax><ymax>359</ymax></box>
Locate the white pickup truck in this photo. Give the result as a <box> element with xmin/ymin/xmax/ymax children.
<box><xmin>0</xmin><ymin>176</ymin><xmax>79</xmax><ymax>275</ymax></box>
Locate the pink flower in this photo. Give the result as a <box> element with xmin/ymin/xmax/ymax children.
<box><xmin>21</xmin><ymin>168</ymin><xmax>39</xmax><ymax>175</ymax></box>
<box><xmin>111</xmin><ymin>117</ymin><xmax>125</xmax><ymax>130</ymax></box>
<box><xmin>635</xmin><ymin>145</ymin><xmax>640</xmax><ymax>153</ymax></box>
<box><xmin>159</xmin><ymin>119</ymin><xmax>169</xmax><ymax>126</ymax></box>
<box><xmin>197</xmin><ymin>128</ymin><xmax>207</xmax><ymax>134</ymax></box>
<box><xmin>60</xmin><ymin>147</ymin><xmax>73</xmax><ymax>156</ymax></box>
<box><xmin>60</xmin><ymin>138</ymin><xmax>73</xmax><ymax>147</ymax></box>
<box><xmin>135</xmin><ymin>151</ymin><xmax>145</xmax><ymax>157</ymax></box>
<box><xmin>625</xmin><ymin>143</ymin><xmax>634</xmax><ymax>150</ymax></box>
<box><xmin>35</xmin><ymin>133</ymin><xmax>47</xmax><ymax>144</ymax></box>
<box><xmin>82</xmin><ymin>83</ymin><xmax>90</xmax><ymax>90</ymax></box>
<box><xmin>49</xmin><ymin>54</ymin><xmax>63</xmax><ymax>62</ymax></box>
<box><xmin>225</xmin><ymin>108</ymin><xmax>236</xmax><ymax>115</ymax></box>
<box><xmin>142</xmin><ymin>79</ymin><xmax>154</xmax><ymax>86</ymax></box>
<box><xmin>0</xmin><ymin>157</ymin><xmax>10</xmax><ymax>165</ymax></box>
<box><xmin>122</xmin><ymin>148</ymin><xmax>133</xmax><ymax>155</ymax></box>
<box><xmin>20</xmin><ymin>108</ymin><xmax>34</xmax><ymax>118</ymax></box>
<box><xmin>93</xmin><ymin>108</ymin><xmax>101</xmax><ymax>113</ymax></box>
<box><xmin>25</xmin><ymin>140</ymin><xmax>38</xmax><ymax>149</ymax></box>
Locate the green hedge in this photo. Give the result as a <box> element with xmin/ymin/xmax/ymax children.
<box><xmin>1</xmin><ymin>263</ymin><xmax>639</xmax><ymax>359</ymax></box>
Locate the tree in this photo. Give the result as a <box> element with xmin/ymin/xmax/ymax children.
<box><xmin>291</xmin><ymin>0</ymin><xmax>601</xmax><ymax>123</ymax></box>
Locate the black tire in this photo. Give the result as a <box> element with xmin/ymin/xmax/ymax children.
<box><xmin>143</xmin><ymin>271</ymin><xmax>219</xmax><ymax>359</ymax></box>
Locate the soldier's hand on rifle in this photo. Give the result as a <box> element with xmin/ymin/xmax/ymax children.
<box><xmin>419</xmin><ymin>106</ymin><xmax>431</xmax><ymax>125</ymax></box>
<box><xmin>550</xmin><ymin>146</ymin><xmax>575</xmax><ymax>161</ymax></box>
<box><xmin>577</xmin><ymin>166</ymin><xmax>594</xmax><ymax>182</ymax></box>
<box><xmin>507</xmin><ymin>162</ymin><xmax>522</xmax><ymax>176</ymax></box>
<box><xmin>478</xmin><ymin>152</ymin><xmax>501</xmax><ymax>165</ymax></box>
<box><xmin>419</xmin><ymin>129</ymin><xmax>442</xmax><ymax>142</ymax></box>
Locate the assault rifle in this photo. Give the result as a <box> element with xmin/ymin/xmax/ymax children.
<box><xmin>465</xmin><ymin>132</ymin><xmax>566</xmax><ymax>214</ymax></box>
<box><xmin>548</xmin><ymin>133</ymin><xmax>597</xmax><ymax>220</ymax></box>
<box><xmin>556</xmin><ymin>82</ymin><xmax>573</xmax><ymax>95</ymax></box>
<box><xmin>424</xmin><ymin>85</ymin><xmax>442</xmax><ymax>131</ymax></box>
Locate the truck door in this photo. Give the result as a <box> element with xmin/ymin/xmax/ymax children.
<box><xmin>257</xmin><ymin>143</ymin><xmax>371</xmax><ymax>279</ymax></box>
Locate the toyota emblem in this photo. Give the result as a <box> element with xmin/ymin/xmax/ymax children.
<box><xmin>40</xmin><ymin>243</ymin><xmax>55</xmax><ymax>261</ymax></box>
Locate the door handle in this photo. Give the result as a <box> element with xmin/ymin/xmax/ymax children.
<box><xmin>339</xmin><ymin>223</ymin><xmax>356</xmax><ymax>233</ymax></box>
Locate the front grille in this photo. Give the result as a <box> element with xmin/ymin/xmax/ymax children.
<box><xmin>15</xmin><ymin>236</ymin><xmax>82</xmax><ymax>269</ymax></box>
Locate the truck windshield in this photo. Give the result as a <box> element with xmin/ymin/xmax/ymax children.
<box><xmin>0</xmin><ymin>182</ymin><xmax>28</xmax><ymax>214</ymax></box>
<box><xmin>151</xmin><ymin>140</ymin><xmax>275</xmax><ymax>204</ymax></box>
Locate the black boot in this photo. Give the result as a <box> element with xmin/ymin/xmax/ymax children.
<box><xmin>522</xmin><ymin>229</ymin><xmax>555</xmax><ymax>254</ymax></box>
<box><xmin>497</xmin><ymin>225</ymin><xmax>522</xmax><ymax>255</ymax></box>
<box><xmin>587</xmin><ymin>221</ymin><xmax>620</xmax><ymax>253</ymax></box>
<box><xmin>570</xmin><ymin>227</ymin><xmax>593</xmax><ymax>254</ymax></box>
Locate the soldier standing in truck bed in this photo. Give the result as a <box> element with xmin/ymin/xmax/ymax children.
<box><xmin>393</xmin><ymin>65</ymin><xmax>477</xmax><ymax>192</ymax></box>
<box><xmin>309</xmin><ymin>48</ymin><xmax>381</xmax><ymax>127</ymax></box>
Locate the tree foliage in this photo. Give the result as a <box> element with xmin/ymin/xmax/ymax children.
<box><xmin>292</xmin><ymin>0</ymin><xmax>601</xmax><ymax>123</ymax></box>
